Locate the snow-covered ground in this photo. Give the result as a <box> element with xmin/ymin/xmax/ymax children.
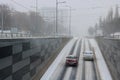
<box><xmin>90</xmin><ymin>39</ymin><xmax>112</xmax><ymax>80</ymax></box>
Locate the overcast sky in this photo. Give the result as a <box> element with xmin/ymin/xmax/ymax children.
<box><xmin>1</xmin><ymin>0</ymin><xmax>120</xmax><ymax>36</ymax></box>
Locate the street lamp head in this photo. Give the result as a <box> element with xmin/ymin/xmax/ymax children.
<box><xmin>57</xmin><ymin>1</ymin><xmax>66</xmax><ymax>4</ymax></box>
<box><xmin>61</xmin><ymin>1</ymin><xmax>66</xmax><ymax>3</ymax></box>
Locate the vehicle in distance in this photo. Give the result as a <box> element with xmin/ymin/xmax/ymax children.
<box><xmin>83</xmin><ymin>51</ymin><xmax>94</xmax><ymax>61</ymax></box>
<box><xmin>66</xmin><ymin>55</ymin><xmax>78</xmax><ymax>66</ymax></box>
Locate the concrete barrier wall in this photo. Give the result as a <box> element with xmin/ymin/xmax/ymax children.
<box><xmin>96</xmin><ymin>37</ymin><xmax>120</xmax><ymax>80</ymax></box>
<box><xmin>0</xmin><ymin>38</ymin><xmax>69</xmax><ymax>80</ymax></box>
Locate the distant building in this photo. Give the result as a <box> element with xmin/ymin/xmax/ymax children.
<box><xmin>110</xmin><ymin>32</ymin><xmax>120</xmax><ymax>39</ymax></box>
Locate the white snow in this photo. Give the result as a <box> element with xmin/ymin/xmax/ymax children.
<box><xmin>76</xmin><ymin>38</ymin><xmax>84</xmax><ymax>80</ymax></box>
<box><xmin>40</xmin><ymin>38</ymin><xmax>113</xmax><ymax>80</ymax></box>
<box><xmin>62</xmin><ymin>67</ymin><xmax>73</xmax><ymax>80</ymax></box>
<box><xmin>90</xmin><ymin>39</ymin><xmax>112</xmax><ymax>80</ymax></box>
<box><xmin>40</xmin><ymin>38</ymin><xmax>77</xmax><ymax>80</ymax></box>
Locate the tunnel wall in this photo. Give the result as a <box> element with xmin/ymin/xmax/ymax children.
<box><xmin>0</xmin><ymin>37</ymin><xmax>70</xmax><ymax>80</ymax></box>
<box><xmin>96</xmin><ymin>37</ymin><xmax>120</xmax><ymax>80</ymax></box>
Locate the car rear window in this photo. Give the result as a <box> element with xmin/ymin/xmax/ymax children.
<box><xmin>84</xmin><ymin>51</ymin><xmax>93</xmax><ymax>54</ymax></box>
<box><xmin>66</xmin><ymin>56</ymin><xmax>77</xmax><ymax>58</ymax></box>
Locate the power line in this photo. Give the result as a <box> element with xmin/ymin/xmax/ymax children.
<box><xmin>11</xmin><ymin>0</ymin><xmax>31</xmax><ymax>11</ymax></box>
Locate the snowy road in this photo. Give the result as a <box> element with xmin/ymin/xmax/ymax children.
<box><xmin>90</xmin><ymin>39</ymin><xmax>112</xmax><ymax>80</ymax></box>
<box><xmin>40</xmin><ymin>38</ymin><xmax>112</xmax><ymax>80</ymax></box>
<box><xmin>83</xmin><ymin>39</ymin><xmax>97</xmax><ymax>80</ymax></box>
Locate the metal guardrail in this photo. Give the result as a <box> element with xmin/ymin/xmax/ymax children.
<box><xmin>0</xmin><ymin>33</ymin><xmax>32</xmax><ymax>39</ymax></box>
<box><xmin>0</xmin><ymin>32</ymin><xmax>72</xmax><ymax>39</ymax></box>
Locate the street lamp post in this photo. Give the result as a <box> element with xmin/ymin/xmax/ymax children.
<box><xmin>56</xmin><ymin>0</ymin><xmax>58</xmax><ymax>36</ymax></box>
<box><xmin>69</xmin><ymin>6</ymin><xmax>71</xmax><ymax>36</ymax></box>
<box><xmin>65</xmin><ymin>5</ymin><xmax>72</xmax><ymax>36</ymax></box>
<box><xmin>56</xmin><ymin>0</ymin><xmax>66</xmax><ymax>36</ymax></box>
<box><xmin>1</xmin><ymin>5</ymin><xmax>4</xmax><ymax>34</ymax></box>
<box><xmin>36</xmin><ymin>0</ymin><xmax>38</xmax><ymax>36</ymax></box>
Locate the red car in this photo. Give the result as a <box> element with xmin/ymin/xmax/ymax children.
<box><xmin>66</xmin><ymin>55</ymin><xmax>78</xmax><ymax>66</ymax></box>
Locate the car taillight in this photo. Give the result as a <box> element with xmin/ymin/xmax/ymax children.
<box><xmin>72</xmin><ymin>60</ymin><xmax>76</xmax><ymax>62</ymax></box>
<box><xmin>75</xmin><ymin>60</ymin><xmax>77</xmax><ymax>62</ymax></box>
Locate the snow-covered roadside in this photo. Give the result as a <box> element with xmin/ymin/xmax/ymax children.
<box><xmin>40</xmin><ymin>38</ymin><xmax>77</xmax><ymax>80</ymax></box>
<box><xmin>90</xmin><ymin>39</ymin><xmax>112</xmax><ymax>80</ymax></box>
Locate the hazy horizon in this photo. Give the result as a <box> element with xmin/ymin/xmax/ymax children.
<box><xmin>1</xmin><ymin>0</ymin><xmax>120</xmax><ymax>37</ymax></box>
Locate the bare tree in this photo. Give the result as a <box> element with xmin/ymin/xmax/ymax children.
<box><xmin>0</xmin><ymin>4</ymin><xmax>11</xmax><ymax>30</ymax></box>
<box><xmin>88</xmin><ymin>27</ymin><xmax>95</xmax><ymax>35</ymax></box>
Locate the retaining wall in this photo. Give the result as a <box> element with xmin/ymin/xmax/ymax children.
<box><xmin>96</xmin><ymin>37</ymin><xmax>120</xmax><ymax>80</ymax></box>
<box><xmin>0</xmin><ymin>37</ymin><xmax>69</xmax><ymax>80</ymax></box>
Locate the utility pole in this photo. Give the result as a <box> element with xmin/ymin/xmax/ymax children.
<box><xmin>56</xmin><ymin>0</ymin><xmax>58</xmax><ymax>36</ymax></box>
<box><xmin>65</xmin><ymin>5</ymin><xmax>72</xmax><ymax>36</ymax></box>
<box><xmin>69</xmin><ymin>6</ymin><xmax>71</xmax><ymax>36</ymax></box>
<box><xmin>1</xmin><ymin>5</ymin><xmax>4</xmax><ymax>34</ymax></box>
<box><xmin>56</xmin><ymin>0</ymin><xmax>66</xmax><ymax>36</ymax></box>
<box><xmin>36</xmin><ymin>0</ymin><xmax>38</xmax><ymax>36</ymax></box>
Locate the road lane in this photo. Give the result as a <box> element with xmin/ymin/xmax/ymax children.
<box><xmin>62</xmin><ymin>39</ymin><xmax>81</xmax><ymax>80</ymax></box>
<box><xmin>41</xmin><ymin>38</ymin><xmax>111</xmax><ymax>80</ymax></box>
<box><xmin>40</xmin><ymin>38</ymin><xmax>77</xmax><ymax>80</ymax></box>
<box><xmin>85</xmin><ymin>61</ymin><xmax>96</xmax><ymax>80</ymax></box>
<box><xmin>62</xmin><ymin>67</ymin><xmax>73</xmax><ymax>80</ymax></box>
<box><xmin>76</xmin><ymin>38</ymin><xmax>85</xmax><ymax>80</ymax></box>
<box><xmin>55</xmin><ymin>39</ymin><xmax>79</xmax><ymax>80</ymax></box>
<box><xmin>84</xmin><ymin>39</ymin><xmax>96</xmax><ymax>80</ymax></box>
<box><xmin>89</xmin><ymin>39</ymin><xmax>112</xmax><ymax>80</ymax></box>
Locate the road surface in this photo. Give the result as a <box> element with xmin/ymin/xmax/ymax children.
<box><xmin>40</xmin><ymin>38</ymin><xmax>112</xmax><ymax>80</ymax></box>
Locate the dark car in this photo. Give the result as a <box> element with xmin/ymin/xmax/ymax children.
<box><xmin>66</xmin><ymin>55</ymin><xmax>78</xmax><ymax>66</ymax></box>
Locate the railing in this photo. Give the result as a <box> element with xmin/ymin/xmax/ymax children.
<box><xmin>0</xmin><ymin>32</ymin><xmax>71</xmax><ymax>39</ymax></box>
<box><xmin>0</xmin><ymin>32</ymin><xmax>32</xmax><ymax>39</ymax></box>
